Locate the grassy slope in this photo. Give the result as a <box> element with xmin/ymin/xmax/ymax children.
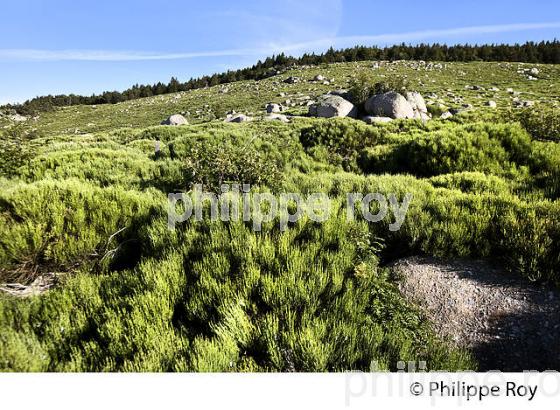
<box><xmin>3</xmin><ymin>61</ymin><xmax>559</xmax><ymax>136</ymax></box>
<box><xmin>0</xmin><ymin>61</ymin><xmax>559</xmax><ymax>372</ymax></box>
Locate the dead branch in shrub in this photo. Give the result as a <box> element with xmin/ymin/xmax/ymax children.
<box><xmin>0</xmin><ymin>272</ymin><xmax>59</xmax><ymax>297</ymax></box>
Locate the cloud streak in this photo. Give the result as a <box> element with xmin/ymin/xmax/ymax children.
<box><xmin>1</xmin><ymin>22</ymin><xmax>558</xmax><ymax>62</ymax></box>
<box><xmin>276</xmin><ymin>22</ymin><xmax>560</xmax><ymax>52</ymax></box>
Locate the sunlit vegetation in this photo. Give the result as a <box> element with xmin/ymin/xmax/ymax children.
<box><xmin>0</xmin><ymin>59</ymin><xmax>559</xmax><ymax>372</ymax></box>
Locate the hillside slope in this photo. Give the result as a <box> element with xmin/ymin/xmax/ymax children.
<box><xmin>2</xmin><ymin>60</ymin><xmax>559</xmax><ymax>136</ymax></box>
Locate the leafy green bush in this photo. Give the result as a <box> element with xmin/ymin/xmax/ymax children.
<box><xmin>18</xmin><ymin>148</ymin><xmax>183</xmax><ymax>192</ymax></box>
<box><xmin>506</xmin><ymin>106</ymin><xmax>560</xmax><ymax>142</ymax></box>
<box><xmin>360</xmin><ymin>123</ymin><xmax>533</xmax><ymax>177</ymax></box>
<box><xmin>348</xmin><ymin>72</ymin><xmax>374</xmax><ymax>107</ymax></box>
<box><xmin>427</xmin><ymin>104</ymin><xmax>447</xmax><ymax>118</ymax></box>
<box><xmin>0</xmin><ymin>127</ymin><xmax>35</xmax><ymax>178</ymax></box>
<box><xmin>348</xmin><ymin>73</ymin><xmax>410</xmax><ymax>111</ymax></box>
<box><xmin>300</xmin><ymin>118</ymin><xmax>384</xmax><ymax>171</ymax></box>
<box><xmin>0</xmin><ymin>195</ymin><xmax>473</xmax><ymax>371</ymax></box>
<box><xmin>0</xmin><ymin>180</ymin><xmax>163</xmax><ymax>283</ymax></box>
<box><xmin>429</xmin><ymin>172</ymin><xmax>511</xmax><ymax>195</ymax></box>
<box><xmin>178</xmin><ymin>133</ymin><xmax>285</xmax><ymax>191</ymax></box>
<box><xmin>285</xmin><ymin>171</ymin><xmax>560</xmax><ymax>284</ymax></box>
<box><xmin>529</xmin><ymin>141</ymin><xmax>560</xmax><ymax>199</ymax></box>
<box><xmin>372</xmin><ymin>76</ymin><xmax>410</xmax><ymax>96</ymax></box>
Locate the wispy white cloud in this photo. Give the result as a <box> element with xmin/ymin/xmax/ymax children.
<box><xmin>1</xmin><ymin>22</ymin><xmax>558</xmax><ymax>62</ymax></box>
<box><xmin>0</xmin><ymin>48</ymin><xmax>262</xmax><ymax>62</ymax></box>
<box><xmin>275</xmin><ymin>22</ymin><xmax>560</xmax><ymax>52</ymax></box>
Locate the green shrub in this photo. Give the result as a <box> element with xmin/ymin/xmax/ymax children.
<box><xmin>18</xmin><ymin>148</ymin><xmax>183</xmax><ymax>192</ymax></box>
<box><xmin>373</xmin><ymin>76</ymin><xmax>410</xmax><ymax>96</ymax></box>
<box><xmin>285</xmin><ymin>171</ymin><xmax>560</xmax><ymax>284</ymax></box>
<box><xmin>427</xmin><ymin>104</ymin><xmax>448</xmax><ymax>118</ymax></box>
<box><xmin>507</xmin><ymin>106</ymin><xmax>560</xmax><ymax>142</ymax></box>
<box><xmin>0</xmin><ymin>127</ymin><xmax>35</xmax><ymax>178</ymax></box>
<box><xmin>178</xmin><ymin>133</ymin><xmax>285</xmax><ymax>191</ymax></box>
<box><xmin>348</xmin><ymin>72</ymin><xmax>375</xmax><ymax>107</ymax></box>
<box><xmin>429</xmin><ymin>172</ymin><xmax>511</xmax><ymax>195</ymax></box>
<box><xmin>359</xmin><ymin>123</ymin><xmax>533</xmax><ymax>177</ymax></box>
<box><xmin>0</xmin><ymin>180</ymin><xmax>163</xmax><ymax>282</ymax></box>
<box><xmin>0</xmin><ymin>196</ymin><xmax>473</xmax><ymax>371</ymax></box>
<box><xmin>529</xmin><ymin>141</ymin><xmax>560</xmax><ymax>199</ymax></box>
<box><xmin>300</xmin><ymin>118</ymin><xmax>384</xmax><ymax>171</ymax></box>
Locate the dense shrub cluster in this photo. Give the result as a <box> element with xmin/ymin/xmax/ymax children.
<box><xmin>0</xmin><ymin>180</ymin><xmax>163</xmax><ymax>283</ymax></box>
<box><xmin>300</xmin><ymin>118</ymin><xmax>385</xmax><ymax>171</ymax></box>
<box><xmin>0</xmin><ymin>116</ymin><xmax>558</xmax><ymax>372</ymax></box>
<box><xmin>348</xmin><ymin>73</ymin><xmax>410</xmax><ymax>110</ymax></box>
<box><xmin>507</xmin><ymin>106</ymin><xmax>560</xmax><ymax>142</ymax></box>
<box><xmin>0</xmin><ymin>127</ymin><xmax>35</xmax><ymax>178</ymax></box>
<box><xmin>429</xmin><ymin>172</ymin><xmax>511</xmax><ymax>195</ymax></box>
<box><xmin>177</xmin><ymin>133</ymin><xmax>286</xmax><ymax>191</ymax></box>
<box><xmin>0</xmin><ymin>191</ymin><xmax>473</xmax><ymax>371</ymax></box>
<box><xmin>284</xmin><ymin>172</ymin><xmax>560</xmax><ymax>283</ymax></box>
<box><xmin>529</xmin><ymin>141</ymin><xmax>560</xmax><ymax>199</ymax></box>
<box><xmin>359</xmin><ymin>123</ymin><xmax>533</xmax><ymax>177</ymax></box>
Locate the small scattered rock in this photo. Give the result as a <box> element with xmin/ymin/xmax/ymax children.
<box><xmin>284</xmin><ymin>76</ymin><xmax>299</xmax><ymax>84</ymax></box>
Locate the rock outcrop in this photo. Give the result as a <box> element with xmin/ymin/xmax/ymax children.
<box><xmin>362</xmin><ymin>116</ymin><xmax>393</xmax><ymax>124</ymax></box>
<box><xmin>266</xmin><ymin>103</ymin><xmax>282</xmax><ymax>114</ymax></box>
<box><xmin>161</xmin><ymin>114</ymin><xmax>188</xmax><ymax>126</ymax></box>
<box><xmin>308</xmin><ymin>95</ymin><xmax>357</xmax><ymax>118</ymax></box>
<box><xmin>225</xmin><ymin>113</ymin><xmax>252</xmax><ymax>123</ymax></box>
<box><xmin>364</xmin><ymin>91</ymin><xmax>414</xmax><ymax>119</ymax></box>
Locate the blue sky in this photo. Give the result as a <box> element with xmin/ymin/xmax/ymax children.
<box><xmin>0</xmin><ymin>0</ymin><xmax>558</xmax><ymax>104</ymax></box>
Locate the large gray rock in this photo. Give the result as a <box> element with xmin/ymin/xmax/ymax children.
<box><xmin>365</xmin><ymin>91</ymin><xmax>414</xmax><ymax>119</ymax></box>
<box><xmin>266</xmin><ymin>103</ymin><xmax>282</xmax><ymax>114</ymax></box>
<box><xmin>413</xmin><ymin>111</ymin><xmax>431</xmax><ymax>121</ymax></box>
<box><xmin>225</xmin><ymin>113</ymin><xmax>252</xmax><ymax>123</ymax></box>
<box><xmin>265</xmin><ymin>113</ymin><xmax>290</xmax><ymax>123</ymax></box>
<box><xmin>309</xmin><ymin>95</ymin><xmax>357</xmax><ymax>118</ymax></box>
<box><xmin>327</xmin><ymin>89</ymin><xmax>353</xmax><ymax>101</ymax></box>
<box><xmin>161</xmin><ymin>114</ymin><xmax>188</xmax><ymax>126</ymax></box>
<box><xmin>406</xmin><ymin>91</ymin><xmax>428</xmax><ymax>114</ymax></box>
<box><xmin>363</xmin><ymin>116</ymin><xmax>393</xmax><ymax>124</ymax></box>
<box><xmin>9</xmin><ymin>114</ymin><xmax>28</xmax><ymax>122</ymax></box>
